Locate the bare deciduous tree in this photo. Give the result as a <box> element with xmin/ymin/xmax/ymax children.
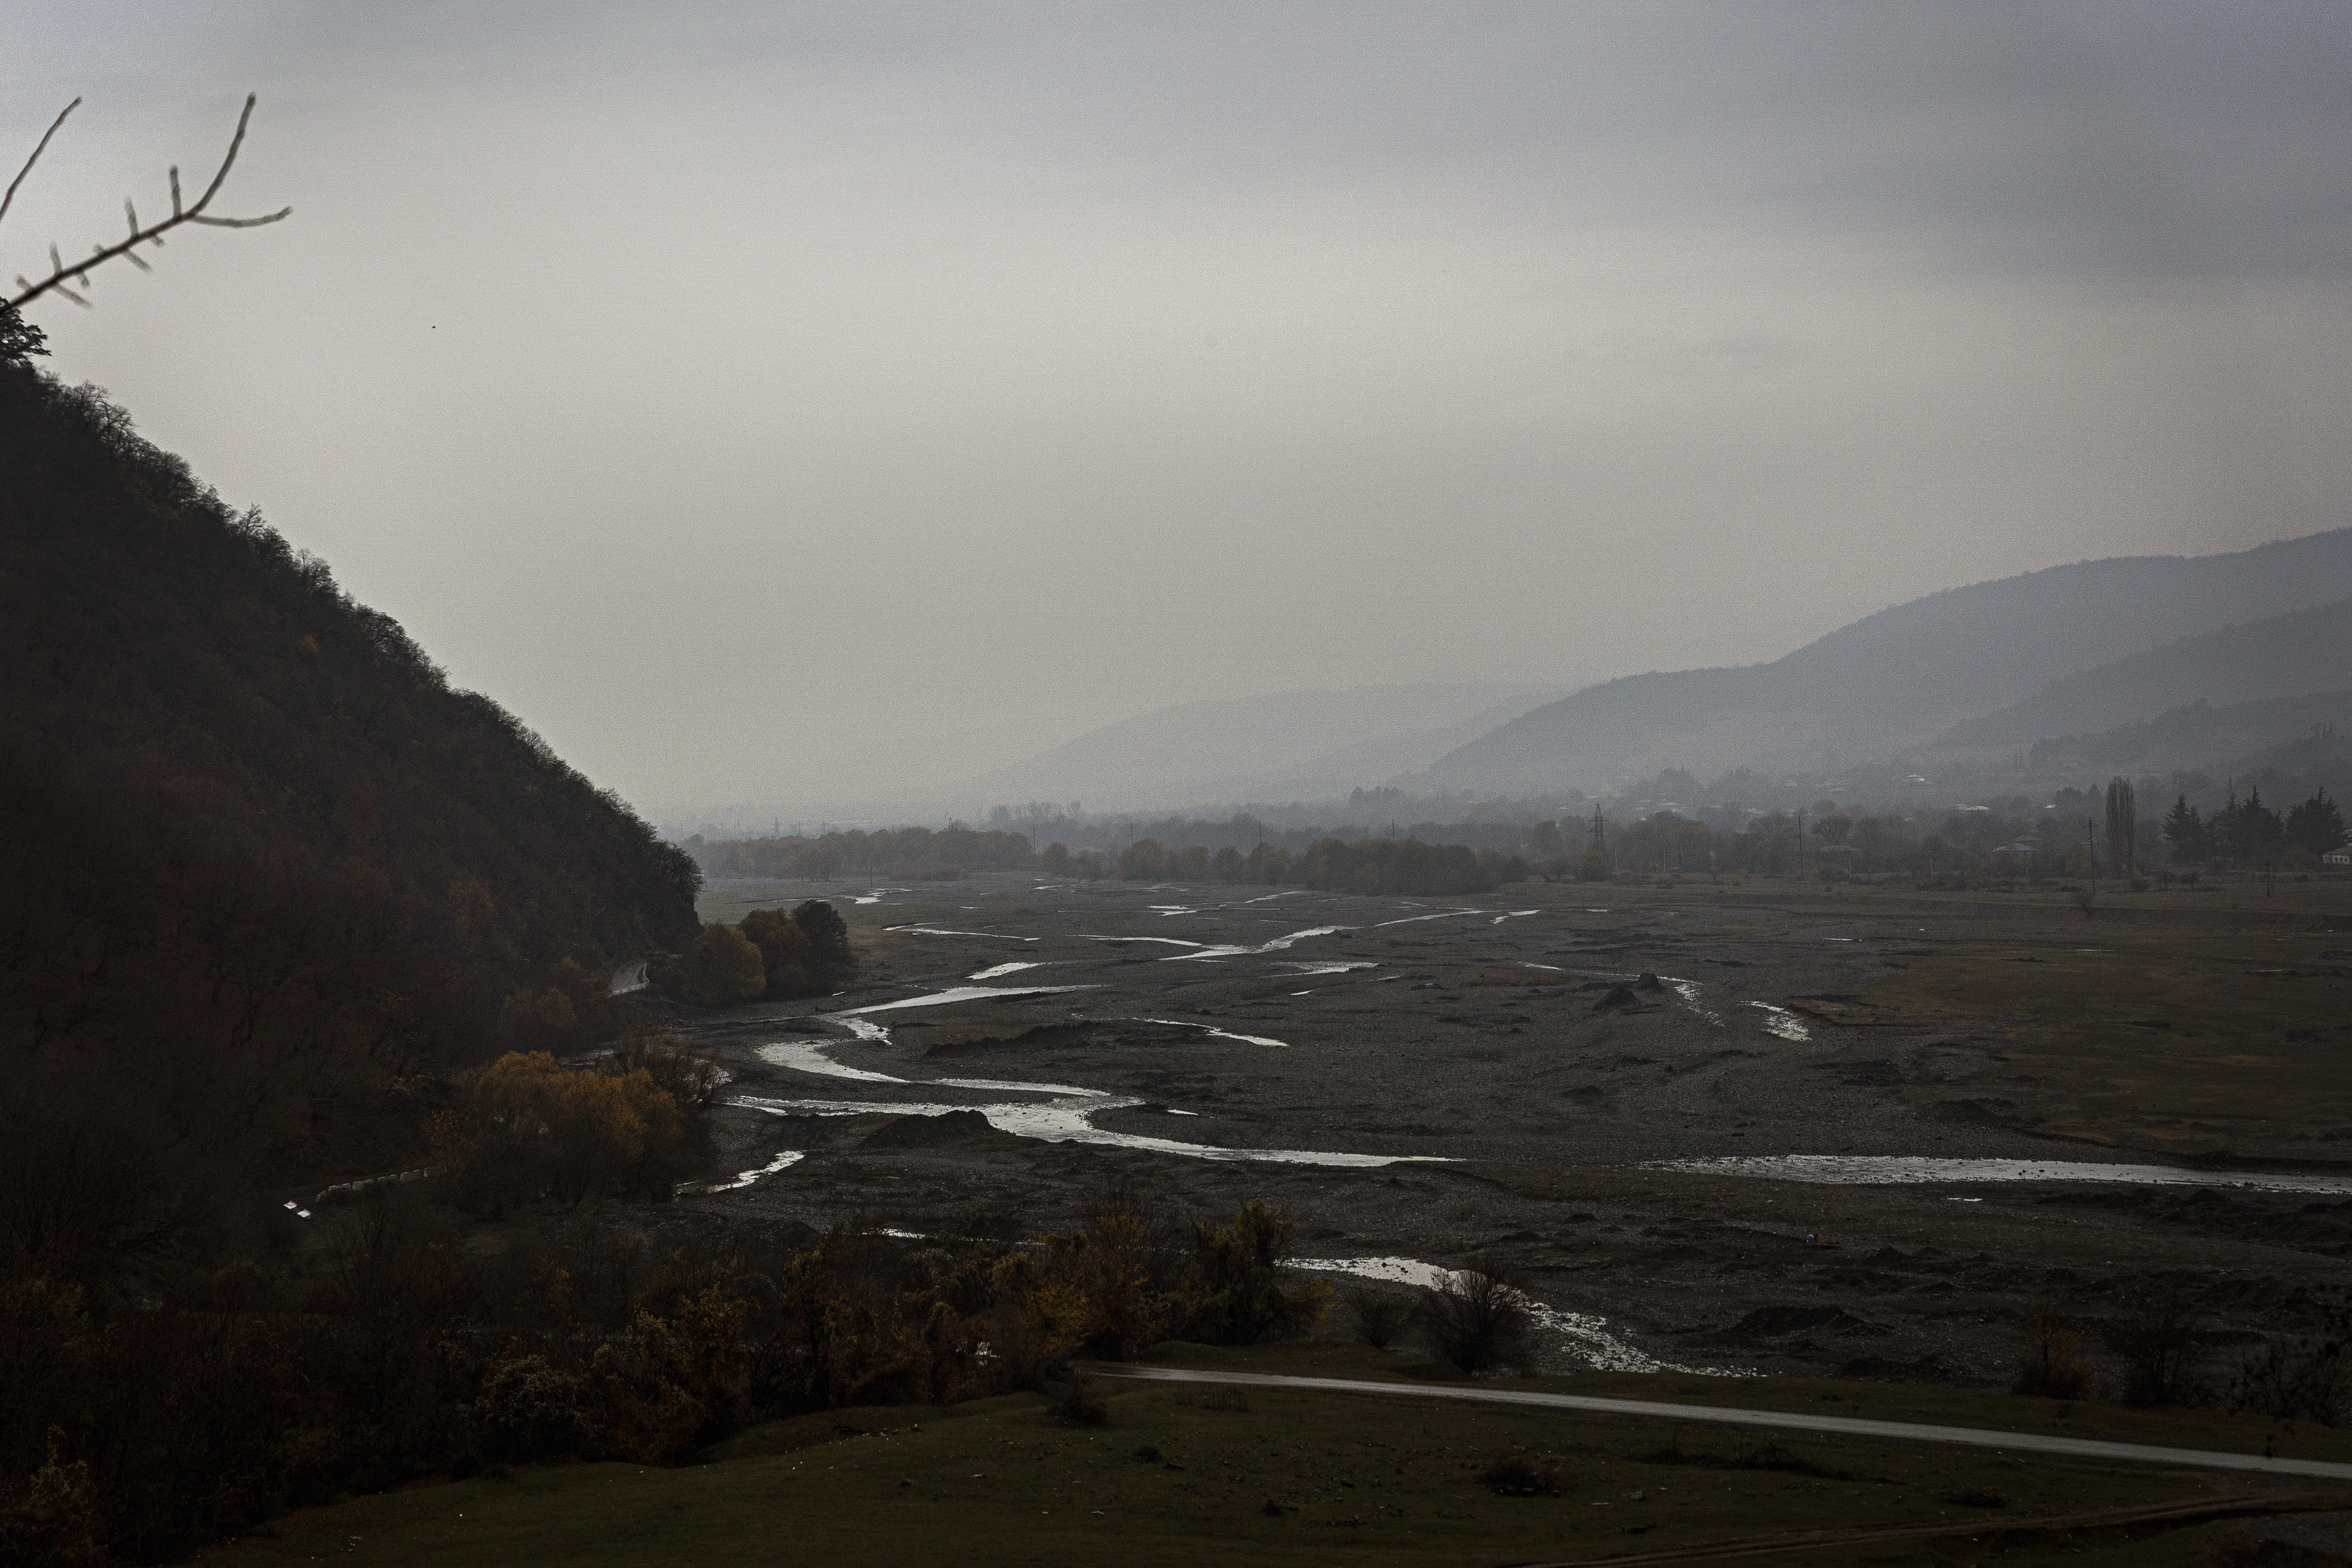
<box><xmin>3</xmin><ymin>94</ymin><xmax>290</xmax><ymax>312</ymax></box>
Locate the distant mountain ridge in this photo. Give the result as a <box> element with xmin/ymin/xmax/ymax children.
<box><xmin>1419</xmin><ymin>528</ymin><xmax>2352</xmax><ymax>794</ymax></box>
<box><xmin>963</xmin><ymin>682</ymin><xmax>1565</xmax><ymax>813</ymax></box>
<box><xmin>2011</xmin><ymin>690</ymin><xmax>2352</xmax><ymax>772</ymax></box>
<box><xmin>1936</xmin><ymin>597</ymin><xmax>2352</xmax><ymax>749</ymax></box>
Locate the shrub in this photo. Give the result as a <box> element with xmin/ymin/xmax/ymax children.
<box><xmin>2013</xmin><ymin>1297</ymin><xmax>2089</xmax><ymax>1399</ymax></box>
<box><xmin>1344</xmin><ymin>1283</ymin><xmax>1411</xmax><ymax>1350</ymax></box>
<box><xmin>1051</xmin><ymin>1376</ymin><xmax>1107</xmax><ymax>1426</ymax></box>
<box><xmin>590</xmin><ymin>1285</ymin><xmax>749</xmax><ymax>1463</ymax></box>
<box><xmin>469</xmin><ymin>1355</ymin><xmax>589</xmax><ymax>1463</ymax></box>
<box><xmin>1167</xmin><ymin>1200</ymin><xmax>1331</xmax><ymax>1346</ymax></box>
<box><xmin>2232</xmin><ymin>1338</ymin><xmax>2349</xmax><ymax>1426</ymax></box>
<box><xmin>2102</xmin><ymin>1290</ymin><xmax>2205</xmax><ymax>1407</ymax></box>
<box><xmin>1476</xmin><ymin>1453</ymin><xmax>1559</xmax><ymax>1496</ymax></box>
<box><xmin>1416</xmin><ymin>1256</ymin><xmax>1529</xmax><ymax>1374</ymax></box>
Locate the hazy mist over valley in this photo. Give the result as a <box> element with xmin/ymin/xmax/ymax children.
<box><xmin>11</xmin><ymin>8</ymin><xmax>2352</xmax><ymax>1566</ymax></box>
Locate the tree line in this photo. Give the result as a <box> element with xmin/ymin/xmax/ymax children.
<box><xmin>1092</xmin><ymin>836</ymin><xmax>1531</xmax><ymax>896</ymax></box>
<box><xmin>687</xmin><ymin>826</ymin><xmax>1036</xmax><ymax>882</ymax></box>
<box><xmin>2161</xmin><ymin>786</ymin><xmax>2344</xmax><ymax>866</ymax></box>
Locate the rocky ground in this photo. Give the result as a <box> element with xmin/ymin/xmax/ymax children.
<box><xmin>635</xmin><ymin>872</ymin><xmax>2352</xmax><ymax>1393</ymax></box>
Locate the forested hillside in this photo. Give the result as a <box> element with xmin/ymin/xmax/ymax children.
<box><xmin>1938</xmin><ymin>597</ymin><xmax>2352</xmax><ymax>749</ymax></box>
<box><xmin>0</xmin><ymin>349</ymin><xmax>701</xmax><ymax>1188</ymax></box>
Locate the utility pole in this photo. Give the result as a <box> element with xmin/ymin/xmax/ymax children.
<box><xmin>1795</xmin><ymin>809</ymin><xmax>1806</xmax><ymax>881</ymax></box>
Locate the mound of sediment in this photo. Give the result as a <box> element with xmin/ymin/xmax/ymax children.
<box><xmin>915</xmin><ymin>1022</ymin><xmax>1100</xmax><ymax>1059</ymax></box>
<box><xmin>855</xmin><ymin>1111</ymin><xmax>1025</xmax><ymax>1151</ymax></box>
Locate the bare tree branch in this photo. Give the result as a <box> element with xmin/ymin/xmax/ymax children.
<box><xmin>0</xmin><ymin>98</ymin><xmax>77</xmax><ymax>231</ymax></box>
<box><xmin>3</xmin><ymin>93</ymin><xmax>290</xmax><ymax>312</ymax></box>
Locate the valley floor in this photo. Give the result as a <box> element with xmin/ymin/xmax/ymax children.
<box><xmin>647</xmin><ymin>870</ymin><xmax>2352</xmax><ymax>1390</ymax></box>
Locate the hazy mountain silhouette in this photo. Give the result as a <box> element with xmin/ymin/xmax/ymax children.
<box><xmin>1420</xmin><ymin>528</ymin><xmax>2352</xmax><ymax>794</ymax></box>
<box><xmin>1936</xmin><ymin>597</ymin><xmax>2352</xmax><ymax>750</ymax></box>
<box><xmin>2010</xmin><ymin>689</ymin><xmax>2352</xmax><ymax>772</ymax></box>
<box><xmin>965</xmin><ymin>683</ymin><xmax>1564</xmax><ymax>813</ymax></box>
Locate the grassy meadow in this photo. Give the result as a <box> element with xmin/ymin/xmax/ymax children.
<box><xmin>204</xmin><ymin>1344</ymin><xmax>2349</xmax><ymax>1568</ymax></box>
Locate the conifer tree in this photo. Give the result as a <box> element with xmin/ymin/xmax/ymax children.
<box><xmin>2286</xmin><ymin>787</ymin><xmax>2347</xmax><ymax>857</ymax></box>
<box><xmin>2161</xmin><ymin>794</ymin><xmax>2208</xmax><ymax>865</ymax></box>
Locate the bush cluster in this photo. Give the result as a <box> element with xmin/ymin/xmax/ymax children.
<box><xmin>0</xmin><ymin>1158</ymin><xmax>1323</xmax><ymax>1565</ymax></box>
<box><xmin>649</xmin><ymin>900</ymin><xmax>858</xmax><ymax>1005</ymax></box>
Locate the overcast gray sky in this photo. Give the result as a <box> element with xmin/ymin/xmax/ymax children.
<box><xmin>9</xmin><ymin>3</ymin><xmax>2351</xmax><ymax>822</ymax></box>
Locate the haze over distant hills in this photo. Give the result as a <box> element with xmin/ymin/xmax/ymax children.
<box><xmin>961</xmin><ymin>683</ymin><xmax>1565</xmax><ymax>814</ymax></box>
<box><xmin>1936</xmin><ymin>597</ymin><xmax>2352</xmax><ymax>751</ymax></box>
<box><xmin>1415</xmin><ymin>527</ymin><xmax>2352</xmax><ymax>796</ymax></box>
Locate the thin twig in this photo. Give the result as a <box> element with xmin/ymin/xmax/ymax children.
<box><xmin>4</xmin><ymin>93</ymin><xmax>290</xmax><ymax>311</ymax></box>
<box><xmin>0</xmin><ymin>98</ymin><xmax>77</xmax><ymax>231</ymax></box>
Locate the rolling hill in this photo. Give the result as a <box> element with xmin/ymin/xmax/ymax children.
<box><xmin>1419</xmin><ymin>528</ymin><xmax>2352</xmax><ymax>794</ymax></box>
<box><xmin>1936</xmin><ymin>597</ymin><xmax>2352</xmax><ymax>750</ymax></box>
<box><xmin>1</xmin><ymin>360</ymin><xmax>700</xmax><ymax>1185</ymax></box>
<box><xmin>963</xmin><ymin>682</ymin><xmax>1565</xmax><ymax>813</ymax></box>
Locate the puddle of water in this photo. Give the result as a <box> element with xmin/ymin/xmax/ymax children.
<box><xmin>886</xmin><ymin>925</ymin><xmax>1040</xmax><ymax>942</ymax></box>
<box><xmin>834</xmin><ymin>983</ymin><xmax>1095</xmax><ymax>1016</ymax></box>
<box><xmin>758</xmin><ymin>1041</ymin><xmax>906</xmax><ymax>1083</ymax></box>
<box><xmin>1652</xmin><ymin>1155</ymin><xmax>2352</xmax><ymax>1197</ymax></box>
<box><xmin>931</xmin><ymin>1074</ymin><xmax>1109</xmax><ymax>1096</ymax></box>
<box><xmin>968</xmin><ymin>961</ymin><xmax>1048</xmax><ymax>980</ymax></box>
<box><xmin>1491</xmin><ymin>910</ymin><xmax>1543</xmax><ymax>924</ymax></box>
<box><xmin>733</xmin><ymin>1091</ymin><xmax>1445</xmax><ymax>1167</ymax></box>
<box><xmin>1372</xmin><ymin>910</ymin><xmax>1486</xmax><ymax>928</ymax></box>
<box><xmin>1149</xmin><ymin>905</ymin><xmax>1197</xmax><ymax>917</ymax></box>
<box><xmin>1138</xmin><ymin>1017</ymin><xmax>1292</xmax><ymax>1049</ymax></box>
<box><xmin>1243</xmin><ymin>890</ymin><xmax>1303</xmax><ymax>903</ymax></box>
<box><xmin>1522</xmin><ymin>963</ymin><xmax>1564</xmax><ymax>972</ymax></box>
<box><xmin>1284</xmin><ymin>960</ymin><xmax>1376</xmax><ymax>975</ymax></box>
<box><xmin>1167</xmin><ymin>925</ymin><xmax>1348</xmax><ymax>961</ymax></box>
<box><xmin>1660</xmin><ymin>976</ymin><xmax>1724</xmax><ymax>1026</ymax></box>
<box><xmin>1749</xmin><ymin>1002</ymin><xmax>1811</xmax><ymax>1041</ymax></box>
<box><xmin>1082</xmin><ymin>935</ymin><xmax>1208</xmax><ymax>948</ymax></box>
<box><xmin>763</xmin><ymin>1032</ymin><xmax>1104</xmax><ymax>1097</ymax></box>
<box><xmin>1285</xmin><ymin>1257</ymin><xmax>1743</xmax><ymax>1376</ymax></box>
<box><xmin>684</xmin><ymin>1148</ymin><xmax>805</xmax><ymax>1194</ymax></box>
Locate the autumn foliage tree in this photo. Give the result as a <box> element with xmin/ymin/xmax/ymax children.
<box><xmin>680</xmin><ymin>925</ymin><xmax>766</xmax><ymax>1005</ymax></box>
<box><xmin>434</xmin><ymin>1052</ymin><xmax>697</xmax><ymax>1212</ymax></box>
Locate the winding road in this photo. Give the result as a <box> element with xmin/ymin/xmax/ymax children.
<box><xmin>1072</xmin><ymin>1363</ymin><xmax>2352</xmax><ymax>1481</ymax></box>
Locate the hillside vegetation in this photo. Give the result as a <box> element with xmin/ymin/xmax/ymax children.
<box><xmin>1940</xmin><ymin>597</ymin><xmax>2352</xmax><ymax>749</ymax></box>
<box><xmin>0</xmin><ymin>354</ymin><xmax>700</xmax><ymax>1190</ymax></box>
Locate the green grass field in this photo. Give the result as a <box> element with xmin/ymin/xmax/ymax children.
<box><xmin>205</xmin><ymin>1345</ymin><xmax>2348</xmax><ymax>1568</ymax></box>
